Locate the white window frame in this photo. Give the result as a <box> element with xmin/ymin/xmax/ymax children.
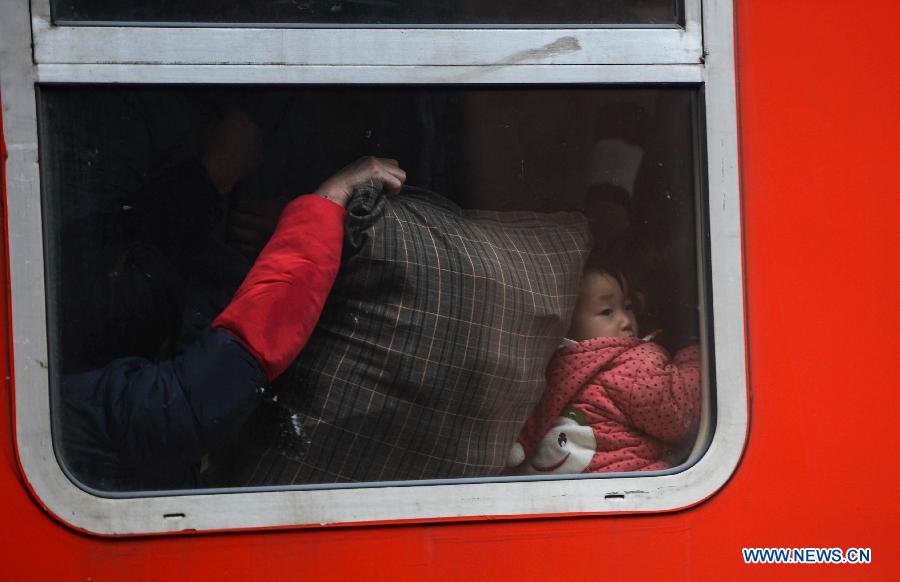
<box><xmin>31</xmin><ymin>0</ymin><xmax>703</xmax><ymax>67</ymax></box>
<box><xmin>1</xmin><ymin>0</ymin><xmax>747</xmax><ymax>535</ymax></box>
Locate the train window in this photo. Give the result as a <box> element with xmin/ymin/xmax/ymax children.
<box><xmin>53</xmin><ymin>0</ymin><xmax>683</xmax><ymax>26</ymax></box>
<box><xmin>42</xmin><ymin>85</ymin><xmax>703</xmax><ymax>491</ymax></box>
<box><xmin>2</xmin><ymin>0</ymin><xmax>746</xmax><ymax>534</ymax></box>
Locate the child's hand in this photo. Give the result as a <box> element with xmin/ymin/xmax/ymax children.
<box><xmin>314</xmin><ymin>156</ymin><xmax>406</xmax><ymax>208</ymax></box>
<box><xmin>507</xmin><ymin>441</ymin><xmax>526</xmax><ymax>467</ymax></box>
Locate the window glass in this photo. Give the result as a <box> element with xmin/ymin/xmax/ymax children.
<box><xmin>51</xmin><ymin>0</ymin><xmax>681</xmax><ymax>26</ymax></box>
<box><xmin>41</xmin><ymin>85</ymin><xmax>703</xmax><ymax>492</ymax></box>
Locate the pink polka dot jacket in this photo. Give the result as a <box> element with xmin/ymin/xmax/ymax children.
<box><xmin>515</xmin><ymin>337</ymin><xmax>701</xmax><ymax>474</ymax></box>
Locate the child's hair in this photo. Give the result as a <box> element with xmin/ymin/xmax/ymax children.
<box><xmin>582</xmin><ymin>248</ymin><xmax>643</xmax><ymax>314</ymax></box>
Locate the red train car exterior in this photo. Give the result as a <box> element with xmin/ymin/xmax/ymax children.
<box><xmin>1</xmin><ymin>0</ymin><xmax>898</xmax><ymax>579</ymax></box>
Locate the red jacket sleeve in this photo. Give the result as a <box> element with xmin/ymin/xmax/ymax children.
<box><xmin>599</xmin><ymin>343</ymin><xmax>701</xmax><ymax>444</ymax></box>
<box><xmin>213</xmin><ymin>195</ymin><xmax>345</xmax><ymax>381</ymax></box>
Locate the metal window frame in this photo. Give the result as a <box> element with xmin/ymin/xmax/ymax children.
<box><xmin>1</xmin><ymin>0</ymin><xmax>747</xmax><ymax>535</ymax></box>
<box><xmin>31</xmin><ymin>0</ymin><xmax>703</xmax><ymax>67</ymax></box>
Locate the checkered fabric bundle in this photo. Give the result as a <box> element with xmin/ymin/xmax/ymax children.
<box><xmin>238</xmin><ymin>185</ymin><xmax>591</xmax><ymax>484</ymax></box>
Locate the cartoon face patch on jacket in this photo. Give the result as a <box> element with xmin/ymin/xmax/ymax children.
<box><xmin>518</xmin><ymin>409</ymin><xmax>596</xmax><ymax>475</ymax></box>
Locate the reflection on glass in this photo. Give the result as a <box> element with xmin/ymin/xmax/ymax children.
<box><xmin>53</xmin><ymin>0</ymin><xmax>680</xmax><ymax>25</ymax></box>
<box><xmin>42</xmin><ymin>86</ymin><xmax>703</xmax><ymax>491</ymax></box>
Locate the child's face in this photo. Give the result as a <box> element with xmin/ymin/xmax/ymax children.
<box><xmin>567</xmin><ymin>271</ymin><xmax>638</xmax><ymax>341</ymax></box>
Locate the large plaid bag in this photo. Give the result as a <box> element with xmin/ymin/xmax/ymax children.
<box><xmin>234</xmin><ymin>186</ymin><xmax>591</xmax><ymax>484</ymax></box>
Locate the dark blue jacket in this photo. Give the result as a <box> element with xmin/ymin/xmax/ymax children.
<box><xmin>60</xmin><ymin>328</ymin><xmax>265</xmax><ymax>491</ymax></box>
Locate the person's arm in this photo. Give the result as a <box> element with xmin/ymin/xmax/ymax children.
<box><xmin>213</xmin><ymin>156</ymin><xmax>405</xmax><ymax>380</ymax></box>
<box><xmin>599</xmin><ymin>343</ymin><xmax>701</xmax><ymax>444</ymax></box>
<box><xmin>89</xmin><ymin>188</ymin><xmax>340</xmax><ymax>480</ymax></box>
<box><xmin>64</xmin><ymin>157</ymin><xmax>406</xmax><ymax>486</ymax></box>
<box><xmin>61</xmin><ymin>328</ymin><xmax>265</xmax><ymax>488</ymax></box>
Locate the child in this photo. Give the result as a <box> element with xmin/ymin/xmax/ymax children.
<box><xmin>507</xmin><ymin>258</ymin><xmax>701</xmax><ymax>475</ymax></box>
<box><xmin>61</xmin><ymin>157</ymin><xmax>406</xmax><ymax>490</ymax></box>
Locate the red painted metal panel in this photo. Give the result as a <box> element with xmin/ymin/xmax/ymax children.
<box><xmin>1</xmin><ymin>0</ymin><xmax>899</xmax><ymax>578</ymax></box>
